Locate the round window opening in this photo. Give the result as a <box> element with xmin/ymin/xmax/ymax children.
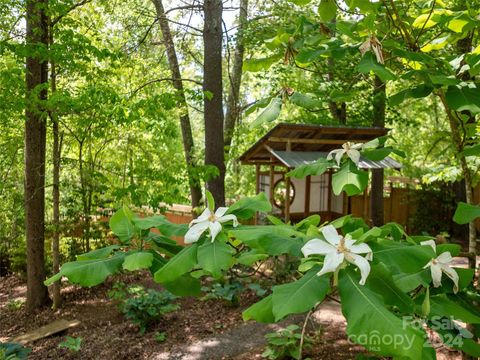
<box><xmin>273</xmin><ymin>179</ymin><xmax>295</xmax><ymax>210</ymax></box>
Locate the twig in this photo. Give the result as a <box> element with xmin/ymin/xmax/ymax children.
<box><xmin>299</xmin><ymin>309</ymin><xmax>313</xmax><ymax>359</ymax></box>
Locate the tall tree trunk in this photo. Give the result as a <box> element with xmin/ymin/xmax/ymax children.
<box><xmin>326</xmin><ymin>19</ymin><xmax>346</xmax><ymax>124</ymax></box>
<box><xmin>49</xmin><ymin>24</ymin><xmax>62</xmax><ymax>308</ymax></box>
<box><xmin>224</xmin><ymin>0</ymin><xmax>248</xmax><ymax>151</ymax></box>
<box><xmin>203</xmin><ymin>0</ymin><xmax>225</xmax><ymax>207</ymax></box>
<box><xmin>151</xmin><ymin>0</ymin><xmax>202</xmax><ymax>209</ymax></box>
<box><xmin>370</xmin><ymin>75</ymin><xmax>385</xmax><ymax>226</ymax></box>
<box><xmin>25</xmin><ymin>0</ymin><xmax>49</xmax><ymax>311</ymax></box>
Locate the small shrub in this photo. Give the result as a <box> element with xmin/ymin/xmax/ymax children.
<box><xmin>0</xmin><ymin>342</ymin><xmax>31</xmax><ymax>360</ymax></box>
<box><xmin>6</xmin><ymin>299</ymin><xmax>24</xmax><ymax>311</ymax></box>
<box><xmin>122</xmin><ymin>288</ymin><xmax>178</xmax><ymax>334</ymax></box>
<box><xmin>154</xmin><ymin>331</ymin><xmax>167</xmax><ymax>343</ymax></box>
<box><xmin>58</xmin><ymin>336</ymin><xmax>82</xmax><ymax>352</ymax></box>
<box><xmin>262</xmin><ymin>325</ymin><xmax>312</xmax><ymax>360</ymax></box>
<box><xmin>201</xmin><ymin>281</ymin><xmax>243</xmax><ymax>306</ymax></box>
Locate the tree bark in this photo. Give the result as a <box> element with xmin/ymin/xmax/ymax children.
<box><xmin>49</xmin><ymin>24</ymin><xmax>62</xmax><ymax>308</ymax></box>
<box><xmin>203</xmin><ymin>0</ymin><xmax>225</xmax><ymax>207</ymax></box>
<box><xmin>326</xmin><ymin>19</ymin><xmax>346</xmax><ymax>125</ymax></box>
<box><xmin>224</xmin><ymin>0</ymin><xmax>248</xmax><ymax>151</ymax></box>
<box><xmin>370</xmin><ymin>75</ymin><xmax>386</xmax><ymax>226</ymax></box>
<box><xmin>151</xmin><ymin>0</ymin><xmax>202</xmax><ymax>210</ymax></box>
<box><xmin>25</xmin><ymin>0</ymin><xmax>50</xmax><ymax>311</ymax></box>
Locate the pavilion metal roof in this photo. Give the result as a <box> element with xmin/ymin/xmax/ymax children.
<box><xmin>239</xmin><ymin>123</ymin><xmax>395</xmax><ymax>167</ymax></box>
<box><xmin>272</xmin><ymin>150</ymin><xmax>402</xmax><ymax>169</ymax></box>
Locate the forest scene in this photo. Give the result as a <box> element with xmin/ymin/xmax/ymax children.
<box><xmin>1</xmin><ymin>0</ymin><xmax>480</xmax><ymax>359</ymax></box>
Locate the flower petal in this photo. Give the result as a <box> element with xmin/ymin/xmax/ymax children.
<box><xmin>335</xmin><ymin>150</ymin><xmax>344</xmax><ymax>166</ymax></box>
<box><xmin>347</xmin><ymin>149</ymin><xmax>360</xmax><ymax>165</ymax></box>
<box><xmin>214</xmin><ymin>207</ymin><xmax>229</xmax><ymax>218</ymax></box>
<box><xmin>436</xmin><ymin>251</ymin><xmax>453</xmax><ymax>265</ymax></box>
<box><xmin>327</xmin><ymin>149</ymin><xmax>341</xmax><ymax>160</ymax></box>
<box><xmin>420</xmin><ymin>240</ymin><xmax>437</xmax><ymax>253</ymax></box>
<box><xmin>351</xmin><ymin>143</ymin><xmax>363</xmax><ymax>150</ymax></box>
<box><xmin>321</xmin><ymin>225</ymin><xmax>341</xmax><ymax>246</ymax></box>
<box><xmin>349</xmin><ymin>242</ymin><xmax>372</xmax><ymax>255</ymax></box>
<box><xmin>317</xmin><ymin>252</ymin><xmax>344</xmax><ymax>277</ymax></box>
<box><xmin>441</xmin><ymin>266</ymin><xmax>459</xmax><ymax>293</ymax></box>
<box><xmin>346</xmin><ymin>253</ymin><xmax>371</xmax><ymax>285</ymax></box>
<box><xmin>430</xmin><ymin>263</ymin><xmax>443</xmax><ymax>288</ymax></box>
<box><xmin>190</xmin><ymin>208</ymin><xmax>212</xmax><ymax>225</ymax></box>
<box><xmin>217</xmin><ymin>214</ymin><xmax>238</xmax><ymax>227</ymax></box>
<box><xmin>209</xmin><ymin>221</ymin><xmax>223</xmax><ymax>242</ymax></box>
<box><xmin>301</xmin><ymin>239</ymin><xmax>336</xmax><ymax>257</ymax></box>
<box><xmin>184</xmin><ymin>221</ymin><xmax>209</xmax><ymax>244</ymax></box>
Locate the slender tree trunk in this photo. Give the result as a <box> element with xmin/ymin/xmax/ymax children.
<box><xmin>25</xmin><ymin>0</ymin><xmax>50</xmax><ymax>311</ymax></box>
<box><xmin>370</xmin><ymin>75</ymin><xmax>386</xmax><ymax>226</ymax></box>
<box><xmin>203</xmin><ymin>0</ymin><xmax>225</xmax><ymax>207</ymax></box>
<box><xmin>151</xmin><ymin>0</ymin><xmax>202</xmax><ymax>209</ymax></box>
<box><xmin>49</xmin><ymin>24</ymin><xmax>62</xmax><ymax>308</ymax></box>
<box><xmin>326</xmin><ymin>19</ymin><xmax>346</xmax><ymax>124</ymax></box>
<box><xmin>224</xmin><ymin>0</ymin><xmax>248</xmax><ymax>151</ymax></box>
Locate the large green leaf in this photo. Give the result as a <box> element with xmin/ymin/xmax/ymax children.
<box><xmin>236</xmin><ymin>250</ymin><xmax>268</xmax><ymax>266</ymax></box>
<box><xmin>146</xmin><ymin>232</ymin><xmax>183</xmax><ymax>255</ymax></box>
<box><xmin>445</xmin><ymin>86</ymin><xmax>480</xmax><ymax>114</ymax></box>
<box><xmin>251</xmin><ymin>97</ymin><xmax>282</xmax><ymax>127</ymax></box>
<box><xmin>339</xmin><ymin>269</ymin><xmax>435</xmax><ymax>359</ymax></box>
<box><xmin>332</xmin><ymin>161</ymin><xmax>368</xmax><ymax>196</ymax></box>
<box><xmin>122</xmin><ymin>251</ymin><xmax>154</xmax><ymax>271</ymax></box>
<box><xmin>357</xmin><ymin>53</ymin><xmax>396</xmax><ymax>82</ymax></box>
<box><xmin>133</xmin><ymin>214</ymin><xmax>188</xmax><ymax>236</ymax></box>
<box><xmin>242</xmin><ymin>295</ymin><xmax>275</xmax><ymax>323</ymax></box>
<box><xmin>286</xmin><ymin>158</ymin><xmax>330</xmax><ymax>179</ymax></box>
<box><xmin>389</xmin><ymin>84</ymin><xmax>433</xmax><ymax>106</ymax></box>
<box><xmin>430</xmin><ymin>319</ymin><xmax>480</xmax><ymax>357</ymax></box>
<box><xmin>163</xmin><ymin>274</ymin><xmax>201</xmax><ymax>297</ymax></box>
<box><xmin>226</xmin><ymin>192</ymin><xmax>272</xmax><ymax>220</ymax></box>
<box><xmin>318</xmin><ymin>0</ymin><xmax>337</xmax><ymax>22</ymax></box>
<box><xmin>453</xmin><ymin>201</ymin><xmax>480</xmax><ymax>224</ymax></box>
<box><xmin>243</xmin><ymin>53</ymin><xmax>282</xmax><ymax>72</ymax></box>
<box><xmin>429</xmin><ymin>294</ymin><xmax>480</xmax><ymax>324</ymax></box>
<box><xmin>76</xmin><ymin>245</ymin><xmax>120</xmax><ymax>261</ymax></box>
<box><xmin>109</xmin><ymin>205</ymin><xmax>136</xmax><ymax>242</ymax></box>
<box><xmin>272</xmin><ymin>267</ymin><xmax>329</xmax><ymax>321</ymax></box>
<box><xmin>154</xmin><ymin>243</ymin><xmax>198</xmax><ymax>283</ymax></box>
<box><xmin>44</xmin><ymin>253</ymin><xmax>125</xmax><ymax>287</ymax></box>
<box><xmin>289</xmin><ymin>92</ymin><xmax>323</xmax><ymax>110</ymax></box>
<box><xmin>197</xmin><ymin>239</ymin><xmax>235</xmax><ymax>278</ymax></box>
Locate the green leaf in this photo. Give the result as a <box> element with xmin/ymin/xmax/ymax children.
<box><xmin>289</xmin><ymin>92</ymin><xmax>323</xmax><ymax>110</ymax></box>
<box><xmin>197</xmin><ymin>239</ymin><xmax>235</xmax><ymax>278</ymax></box>
<box><xmin>146</xmin><ymin>232</ymin><xmax>183</xmax><ymax>256</ymax></box>
<box><xmin>357</xmin><ymin>53</ymin><xmax>396</xmax><ymax>82</ymax></box>
<box><xmin>332</xmin><ymin>161</ymin><xmax>369</xmax><ymax>196</ymax></box>
<box><xmin>429</xmin><ymin>294</ymin><xmax>480</xmax><ymax>324</ymax></box>
<box><xmin>123</xmin><ymin>251</ymin><xmax>154</xmax><ymax>271</ymax></box>
<box><xmin>453</xmin><ymin>202</ymin><xmax>480</xmax><ymax>224</ymax></box>
<box><xmin>243</xmin><ymin>53</ymin><xmax>282</xmax><ymax>72</ymax></box>
<box><xmin>132</xmin><ymin>215</ymin><xmax>168</xmax><ymax>230</ymax></box>
<box><xmin>421</xmin><ymin>35</ymin><xmax>450</xmax><ymax>52</ymax></box>
<box><xmin>288</xmin><ymin>0</ymin><xmax>312</xmax><ymax>5</ymax></box>
<box><xmin>242</xmin><ymin>295</ymin><xmax>275</xmax><ymax>323</ymax></box>
<box><xmin>389</xmin><ymin>84</ymin><xmax>433</xmax><ymax>106</ymax></box>
<box><xmin>237</xmin><ymin>250</ymin><xmax>268</xmax><ymax>266</ymax></box>
<box><xmin>109</xmin><ymin>205</ymin><xmax>135</xmax><ymax>242</ymax></box>
<box><xmin>251</xmin><ymin>97</ymin><xmax>282</xmax><ymax>127</ymax></box>
<box><xmin>154</xmin><ymin>244</ymin><xmax>198</xmax><ymax>283</ymax></box>
<box><xmin>76</xmin><ymin>245</ymin><xmax>120</xmax><ymax>261</ymax></box>
<box><xmin>163</xmin><ymin>274</ymin><xmax>201</xmax><ymax>297</ymax></box>
<box><xmin>286</xmin><ymin>158</ymin><xmax>330</xmax><ymax>179</ymax></box>
<box><xmin>445</xmin><ymin>86</ymin><xmax>480</xmax><ymax>114</ymax></box>
<box><xmin>44</xmin><ymin>253</ymin><xmax>125</xmax><ymax>287</ymax></box>
<box><xmin>206</xmin><ymin>190</ymin><xmax>215</xmax><ymax>212</ymax></box>
<box><xmin>245</xmin><ymin>97</ymin><xmax>272</xmax><ymax>116</ymax></box>
<box><xmin>463</xmin><ymin>144</ymin><xmax>480</xmax><ymax>157</ymax></box>
<box><xmin>412</xmin><ymin>13</ymin><xmax>437</xmax><ymax>29</ymax></box>
<box><xmin>339</xmin><ymin>269</ymin><xmax>435</xmax><ymax>359</ymax></box>
<box><xmin>272</xmin><ymin>267</ymin><xmax>329</xmax><ymax>321</ymax></box>
<box><xmin>430</xmin><ymin>319</ymin><xmax>480</xmax><ymax>357</ymax></box>
<box><xmin>318</xmin><ymin>0</ymin><xmax>337</xmax><ymax>22</ymax></box>
<box><xmin>227</xmin><ymin>192</ymin><xmax>272</xmax><ymax>220</ymax></box>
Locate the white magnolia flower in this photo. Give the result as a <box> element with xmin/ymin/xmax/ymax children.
<box><xmin>327</xmin><ymin>142</ymin><xmax>363</xmax><ymax>166</ymax></box>
<box><xmin>421</xmin><ymin>240</ymin><xmax>459</xmax><ymax>293</ymax></box>
<box><xmin>301</xmin><ymin>225</ymin><xmax>373</xmax><ymax>285</ymax></box>
<box><xmin>184</xmin><ymin>207</ymin><xmax>238</xmax><ymax>244</ymax></box>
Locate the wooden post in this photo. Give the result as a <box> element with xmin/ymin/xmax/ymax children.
<box><xmin>363</xmin><ymin>185</ymin><xmax>369</xmax><ymax>225</ymax></box>
<box><xmin>269</xmin><ymin>164</ymin><xmax>274</xmax><ymax>207</ymax></box>
<box><xmin>285</xmin><ymin>172</ymin><xmax>291</xmax><ymax>222</ymax></box>
<box><xmin>327</xmin><ymin>171</ymin><xmax>332</xmax><ymax>217</ymax></box>
<box><xmin>304</xmin><ymin>175</ymin><xmax>311</xmax><ymax>217</ymax></box>
<box><xmin>255</xmin><ymin>164</ymin><xmax>260</xmax><ymax>224</ymax></box>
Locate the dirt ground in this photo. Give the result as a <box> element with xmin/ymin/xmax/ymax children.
<box><xmin>0</xmin><ymin>273</ymin><xmax>463</xmax><ymax>360</ymax></box>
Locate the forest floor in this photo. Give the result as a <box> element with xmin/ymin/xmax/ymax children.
<box><xmin>0</xmin><ymin>272</ymin><xmax>463</xmax><ymax>360</ymax></box>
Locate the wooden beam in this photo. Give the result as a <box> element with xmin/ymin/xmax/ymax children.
<box><xmin>305</xmin><ymin>175</ymin><xmax>311</xmax><ymax>217</ymax></box>
<box><xmin>268</xmin><ymin>137</ymin><xmax>369</xmax><ymax>145</ymax></box>
<box><xmin>285</xmin><ymin>173</ymin><xmax>291</xmax><ymax>222</ymax></box>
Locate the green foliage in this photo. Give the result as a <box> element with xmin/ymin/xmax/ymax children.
<box><xmin>0</xmin><ymin>343</ymin><xmax>31</xmax><ymax>360</ymax></box>
<box><xmin>6</xmin><ymin>299</ymin><xmax>24</xmax><ymax>311</ymax></box>
<box><xmin>201</xmin><ymin>280</ymin><xmax>244</xmax><ymax>306</ymax></box>
<box><xmin>154</xmin><ymin>331</ymin><xmax>167</xmax><ymax>343</ymax></box>
<box><xmin>261</xmin><ymin>325</ymin><xmax>312</xmax><ymax>360</ymax></box>
<box><xmin>453</xmin><ymin>202</ymin><xmax>480</xmax><ymax>224</ymax></box>
<box><xmin>332</xmin><ymin>161</ymin><xmax>369</xmax><ymax>196</ymax></box>
<box><xmin>58</xmin><ymin>337</ymin><xmax>82</xmax><ymax>352</ymax></box>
